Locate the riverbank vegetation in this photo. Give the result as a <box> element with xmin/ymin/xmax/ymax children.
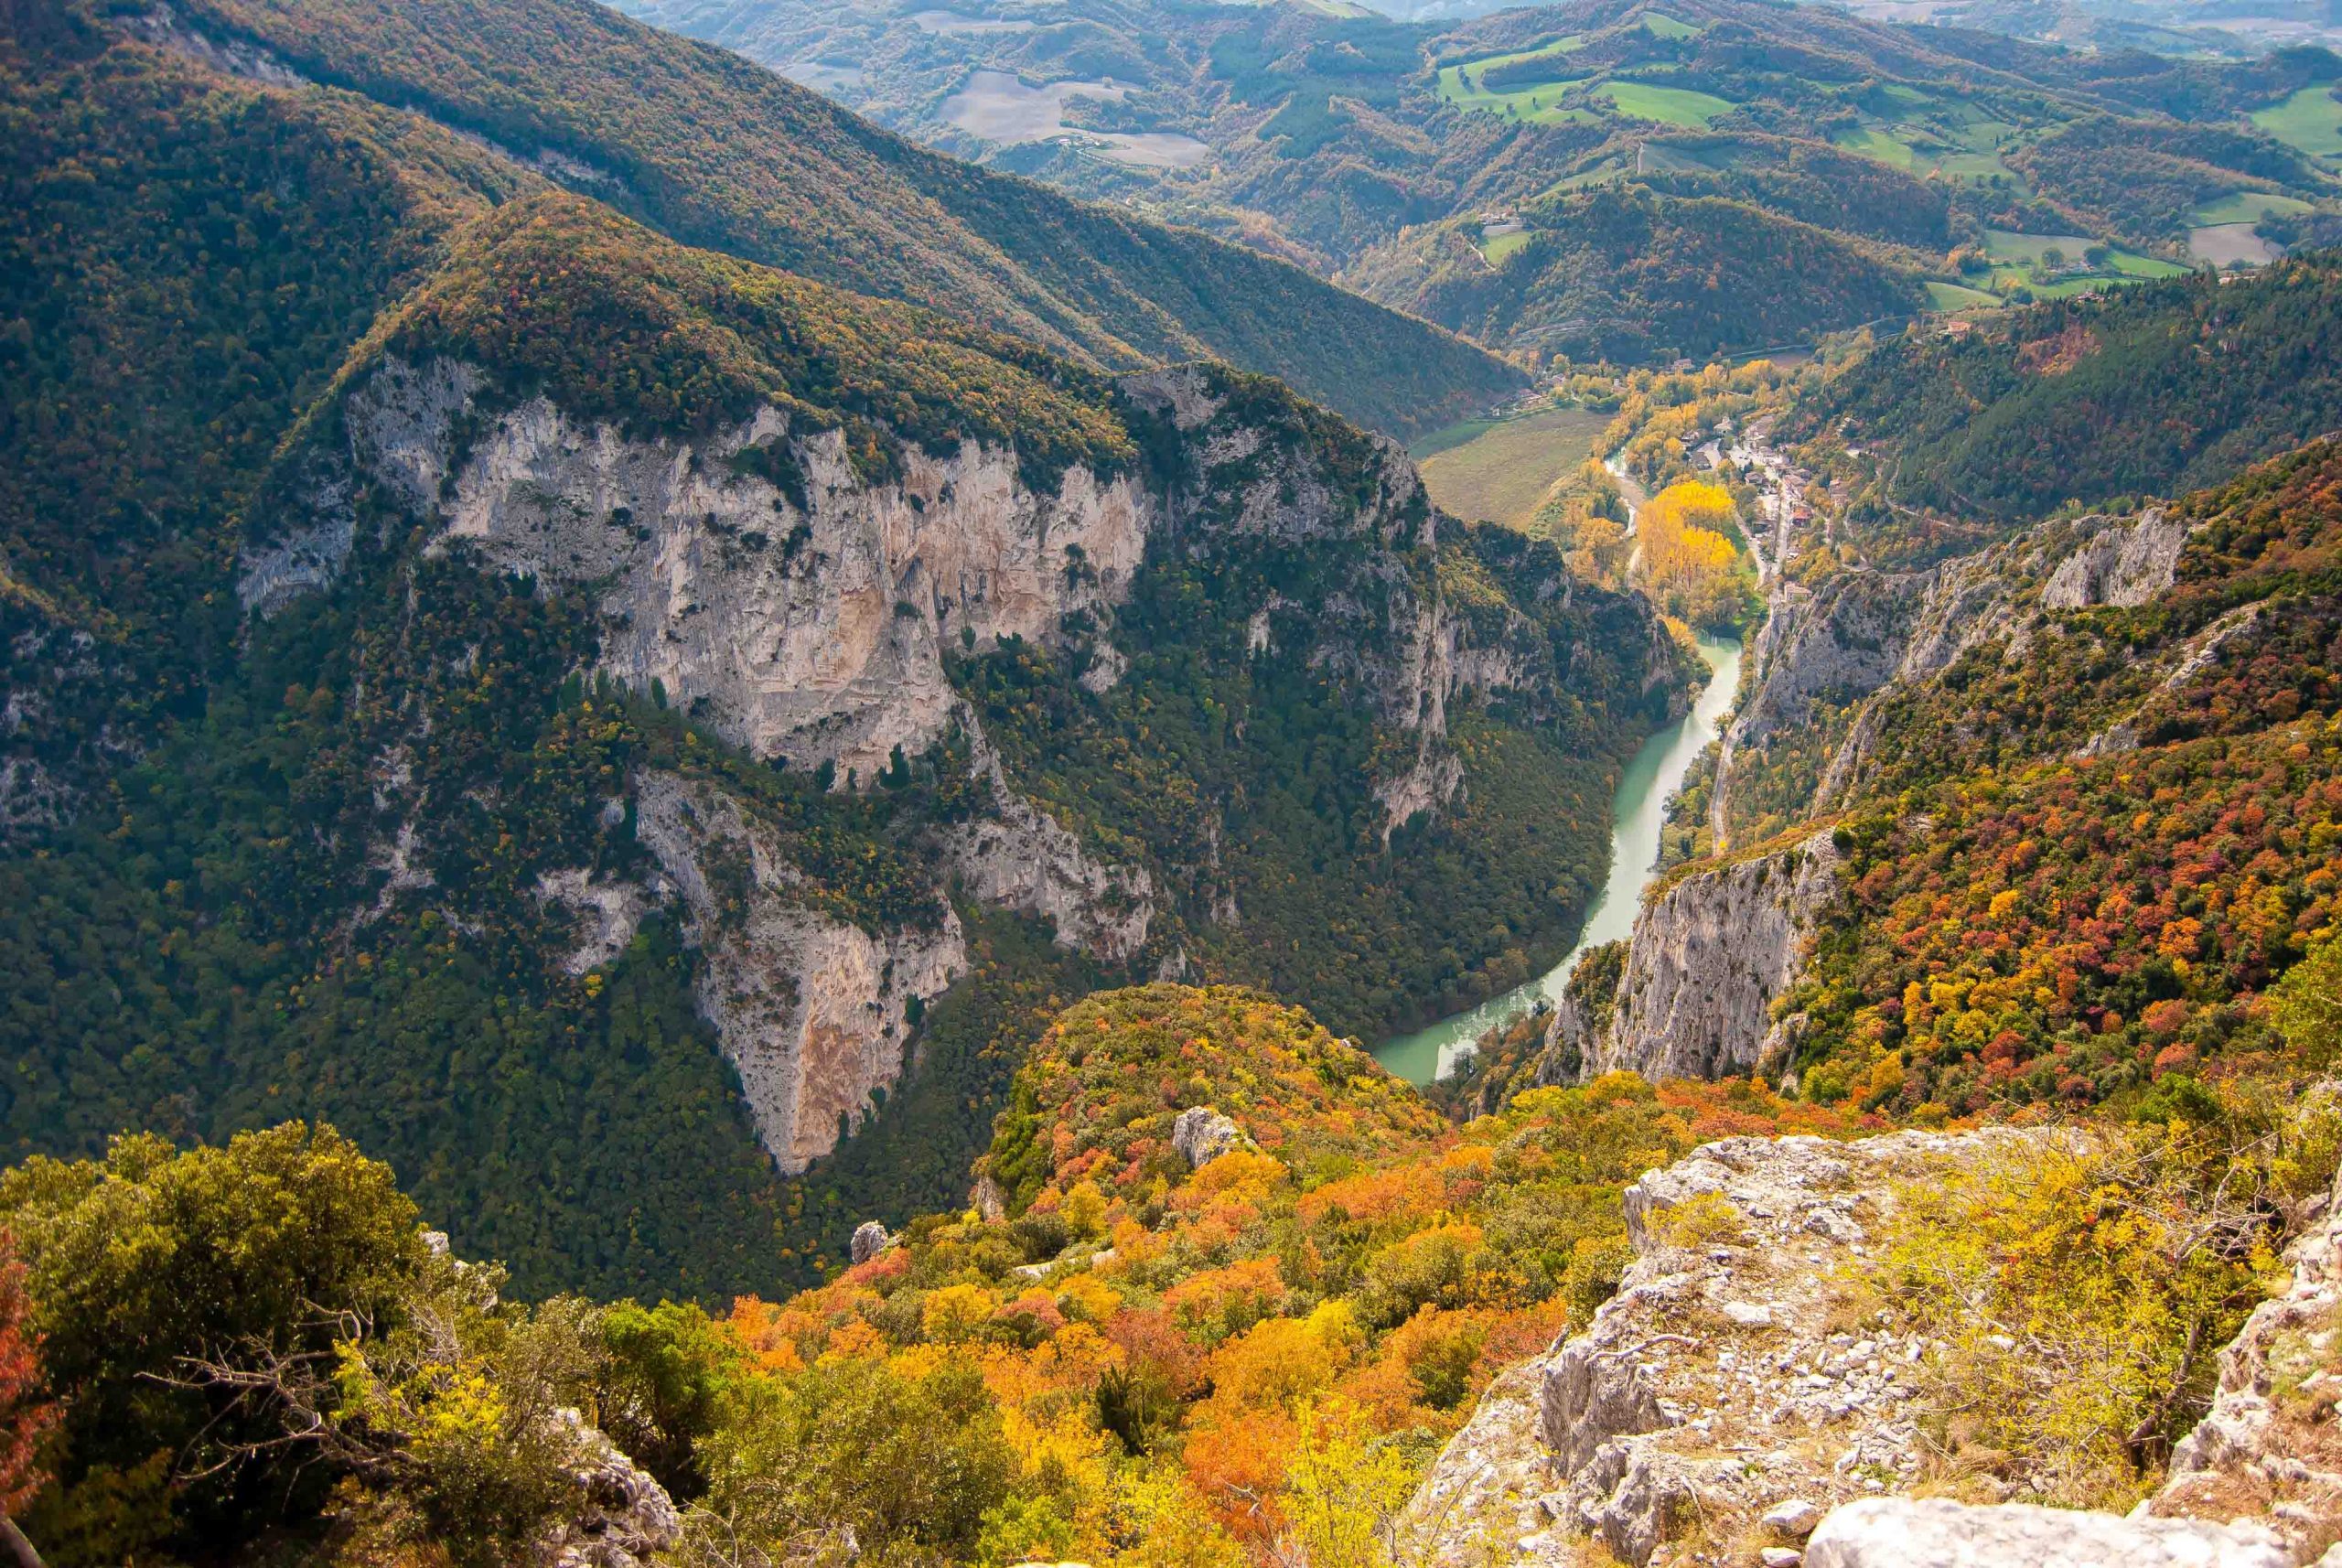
<box><xmin>1635</xmin><ymin>480</ymin><xmax>1760</xmax><ymax>632</ymax></box>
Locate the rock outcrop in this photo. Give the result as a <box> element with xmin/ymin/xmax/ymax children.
<box><xmin>2041</xmin><ymin>507</ymin><xmax>2190</xmax><ymax>611</ymax></box>
<box><xmin>1804</xmin><ymin>1497</ymin><xmax>2294</xmax><ymax>1568</ymax></box>
<box><xmin>533</xmin><ymin>1411</ymin><xmax>682</xmax><ymax>1568</ymax></box>
<box><xmin>1515</xmin><ymin>828</ymin><xmax>1842</xmax><ymax>1091</ymax></box>
<box><xmin>2150</xmin><ymin>1148</ymin><xmax>2342</xmax><ymax>1559</ymax></box>
<box><xmin>1172</xmin><ymin>1106</ymin><xmax>1243</xmax><ymax>1168</ymax></box>
<box><xmin>1412</xmin><ymin>1123</ymin><xmax>2342</xmax><ymax>1568</ymax></box>
<box><xmin>1576</xmin><ymin>829</ymin><xmax>1842</xmax><ymax>1085</ymax></box>
<box><xmin>1405</xmin><ymin>1127</ymin><xmax>2051</xmax><ymax>1567</ymax></box>
<box><xmin>849</xmin><ymin>1220</ymin><xmax>893</xmax><ymax>1265</ymax></box>
<box><xmin>633</xmin><ymin>771</ymin><xmax>963</xmax><ymax>1173</ymax></box>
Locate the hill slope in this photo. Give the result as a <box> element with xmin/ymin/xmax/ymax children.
<box><xmin>151</xmin><ymin>0</ymin><xmax>1519</xmax><ymax>439</ymax></box>
<box><xmin>0</xmin><ymin>6</ymin><xmax>1682</xmax><ymax>1296</ymax></box>
<box><xmin>623</xmin><ymin>0</ymin><xmax>2342</xmax><ymax>358</ymax></box>
<box><xmin>1786</xmin><ymin>255</ymin><xmax>2342</xmax><ymax>559</ymax></box>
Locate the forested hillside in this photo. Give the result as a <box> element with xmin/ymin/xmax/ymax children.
<box><xmin>1348</xmin><ymin>186</ymin><xmax>1925</xmax><ymax>362</ymax></box>
<box><xmin>1789</xmin><ymin>255</ymin><xmax>2342</xmax><ymax>558</ymax></box>
<box><xmin>145</xmin><ymin>0</ymin><xmax>1520</xmax><ymax>440</ymax></box>
<box><xmin>0</xmin><ymin>0</ymin><xmax>1683</xmax><ymax>1299</ymax></box>
<box><xmin>1779</xmin><ymin>442</ymin><xmax>2342</xmax><ymax>1113</ymax></box>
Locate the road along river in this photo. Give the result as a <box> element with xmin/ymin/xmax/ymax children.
<box><xmin>1371</xmin><ymin>632</ymin><xmax>1743</xmax><ymax>1085</ymax></box>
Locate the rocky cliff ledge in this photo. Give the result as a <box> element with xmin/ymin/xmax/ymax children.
<box><xmin>1516</xmin><ymin>828</ymin><xmax>1842</xmax><ymax>1091</ymax></box>
<box><xmin>1407</xmin><ymin>1127</ymin><xmax>2342</xmax><ymax>1568</ymax></box>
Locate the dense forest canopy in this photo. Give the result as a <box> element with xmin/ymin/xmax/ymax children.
<box><xmin>1788</xmin><ymin>255</ymin><xmax>2342</xmax><ymax>558</ymax></box>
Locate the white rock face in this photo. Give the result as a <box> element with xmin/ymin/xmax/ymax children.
<box><xmin>1563</xmin><ymin>828</ymin><xmax>1842</xmax><ymax>1084</ymax></box>
<box><xmin>533</xmin><ymin>868</ymin><xmax>653</xmax><ymax>976</ymax></box>
<box><xmin>1172</xmin><ymin>1107</ymin><xmax>1243</xmax><ymax>1168</ymax></box>
<box><xmin>1407</xmin><ymin>1128</ymin><xmax>2051</xmax><ymax>1567</ymax></box>
<box><xmin>432</xmin><ymin>395</ymin><xmax>1146</xmax><ymax>786</ymax></box>
<box><xmin>633</xmin><ymin>771</ymin><xmax>963</xmax><ymax>1172</ymax></box>
<box><xmin>1804</xmin><ymin>1497</ymin><xmax>2292</xmax><ymax>1568</ymax></box>
<box><xmin>945</xmin><ymin>716</ymin><xmax>1155</xmax><ymax>962</ymax></box>
<box><xmin>2042</xmin><ymin>507</ymin><xmax>2191</xmax><ymax>610</ymax></box>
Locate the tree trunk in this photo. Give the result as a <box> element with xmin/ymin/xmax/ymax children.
<box><xmin>0</xmin><ymin>1519</ymin><xmax>42</xmax><ymax>1568</ymax></box>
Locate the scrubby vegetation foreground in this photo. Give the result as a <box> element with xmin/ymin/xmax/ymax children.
<box><xmin>1</xmin><ymin>972</ymin><xmax>2337</xmax><ymax>1568</ymax></box>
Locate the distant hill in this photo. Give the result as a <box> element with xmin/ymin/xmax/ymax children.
<box><xmin>623</xmin><ymin>0</ymin><xmax>2342</xmax><ymax>360</ymax></box>
<box><xmin>160</xmin><ymin>0</ymin><xmax>1520</xmax><ymax>439</ymax></box>
<box><xmin>1345</xmin><ymin>186</ymin><xmax>1926</xmax><ymax>362</ymax></box>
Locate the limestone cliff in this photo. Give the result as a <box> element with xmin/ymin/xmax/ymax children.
<box><xmin>239</xmin><ymin>349</ymin><xmax>1660</xmax><ymax>1173</ymax></box>
<box><xmin>1716</xmin><ymin>506</ymin><xmax>2201</xmax><ymax>838</ymax></box>
<box><xmin>630</xmin><ymin>772</ymin><xmax>964</xmax><ymax>1175</ymax></box>
<box><xmin>1517</xmin><ymin>828</ymin><xmax>1842</xmax><ymax>1090</ymax></box>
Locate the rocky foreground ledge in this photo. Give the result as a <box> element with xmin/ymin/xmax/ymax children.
<box><xmin>1405</xmin><ymin>1125</ymin><xmax>2342</xmax><ymax>1568</ymax></box>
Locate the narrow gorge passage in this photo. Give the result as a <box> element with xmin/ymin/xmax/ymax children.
<box><xmin>1373</xmin><ymin>631</ymin><xmax>1743</xmax><ymax>1085</ymax></box>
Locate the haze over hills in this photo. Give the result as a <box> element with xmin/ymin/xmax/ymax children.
<box><xmin>620</xmin><ymin>0</ymin><xmax>2342</xmax><ymax>360</ymax></box>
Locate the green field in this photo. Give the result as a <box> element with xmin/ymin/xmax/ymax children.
<box><xmin>1435</xmin><ymin>46</ymin><xmax>1595</xmax><ymax>125</ymax></box>
<box><xmin>1412</xmin><ymin>403</ymin><xmax>1613</xmax><ymax>529</ymax></box>
<box><xmin>1640</xmin><ymin>11</ymin><xmax>1701</xmax><ymax>38</ymax></box>
<box><xmin>1926</xmin><ymin>280</ymin><xmax>2001</xmax><ymax>310</ymax></box>
<box><xmin>1598</xmin><ymin>81</ymin><xmax>1736</xmax><ymax>128</ymax></box>
<box><xmin>1481</xmin><ymin>227</ymin><xmax>1532</xmax><ymax>263</ymax></box>
<box><xmin>2251</xmin><ymin>83</ymin><xmax>2342</xmax><ymax>160</ymax></box>
<box><xmin>1984</xmin><ymin>228</ymin><xmax>2093</xmax><ymax>264</ymax></box>
<box><xmin>2109</xmin><ymin>250</ymin><xmax>2188</xmax><ymax>279</ymax></box>
<box><xmin>1833</xmin><ymin>126</ymin><xmax>1916</xmax><ymax>168</ymax></box>
<box><xmin>2187</xmin><ymin>191</ymin><xmax>2315</xmax><ymax>226</ymax></box>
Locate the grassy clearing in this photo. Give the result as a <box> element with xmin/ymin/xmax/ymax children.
<box><xmin>1641</xmin><ymin>11</ymin><xmax>1701</xmax><ymax>38</ymax></box>
<box><xmin>1413</xmin><ymin>403</ymin><xmax>1612</xmax><ymax>529</ymax></box>
<box><xmin>1434</xmin><ymin>54</ymin><xmax>1595</xmax><ymax>124</ymax></box>
<box><xmin>2252</xmin><ymin>82</ymin><xmax>2342</xmax><ymax>160</ymax></box>
<box><xmin>1926</xmin><ymin>280</ymin><xmax>2001</xmax><ymax>309</ymax></box>
<box><xmin>1599</xmin><ymin>80</ymin><xmax>1736</xmax><ymax>127</ymax></box>
<box><xmin>2110</xmin><ymin>250</ymin><xmax>2188</xmax><ymax>279</ymax></box>
<box><xmin>1984</xmin><ymin>228</ymin><xmax>2093</xmax><ymax>264</ymax></box>
<box><xmin>1480</xmin><ymin>227</ymin><xmax>1532</xmax><ymax>263</ymax></box>
<box><xmin>2188</xmin><ymin>190</ymin><xmax>2315</xmax><ymax>226</ymax></box>
<box><xmin>1833</xmin><ymin>126</ymin><xmax>1916</xmax><ymax>168</ymax></box>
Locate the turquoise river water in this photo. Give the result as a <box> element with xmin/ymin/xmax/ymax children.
<box><xmin>1370</xmin><ymin>633</ymin><xmax>1744</xmax><ymax>1085</ymax></box>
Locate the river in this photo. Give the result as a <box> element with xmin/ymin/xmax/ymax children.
<box><xmin>1370</xmin><ymin>632</ymin><xmax>1744</xmax><ymax>1085</ymax></box>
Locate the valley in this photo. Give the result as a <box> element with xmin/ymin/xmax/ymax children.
<box><xmin>4</xmin><ymin>0</ymin><xmax>2342</xmax><ymax>1563</ymax></box>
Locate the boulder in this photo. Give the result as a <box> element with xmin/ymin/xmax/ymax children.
<box><xmin>850</xmin><ymin>1220</ymin><xmax>892</xmax><ymax>1265</ymax></box>
<box><xmin>1172</xmin><ymin>1106</ymin><xmax>1242</xmax><ymax>1168</ymax></box>
<box><xmin>1803</xmin><ymin>1498</ymin><xmax>2294</xmax><ymax>1568</ymax></box>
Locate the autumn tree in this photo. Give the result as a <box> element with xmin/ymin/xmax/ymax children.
<box><xmin>0</xmin><ymin>1233</ymin><xmax>57</xmax><ymax>1568</ymax></box>
<box><xmin>1635</xmin><ymin>479</ymin><xmax>1756</xmax><ymax>631</ymax></box>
